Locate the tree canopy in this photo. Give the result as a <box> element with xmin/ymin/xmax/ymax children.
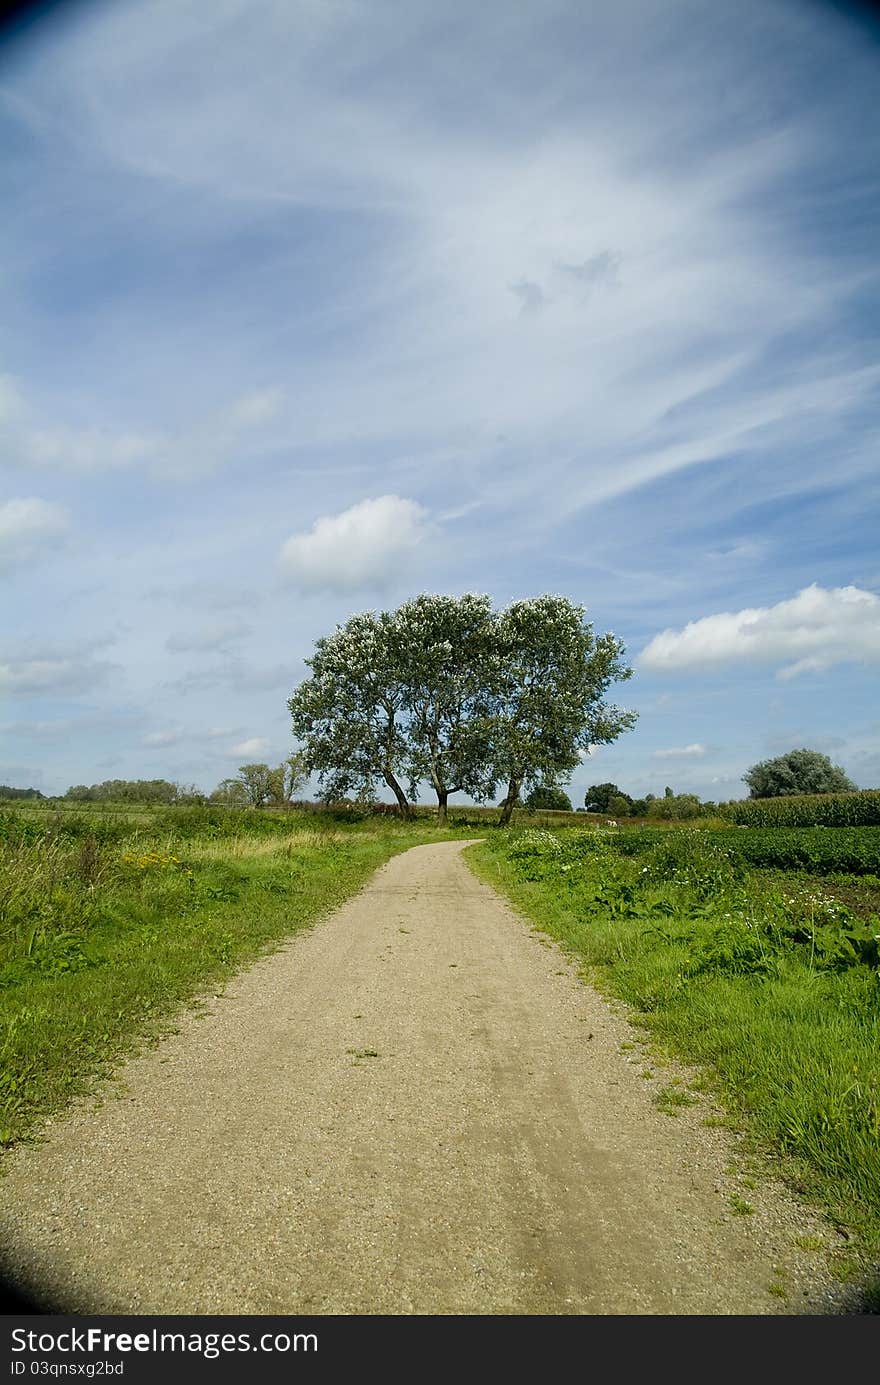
<box><xmin>210</xmin><ymin>755</ymin><xmax>308</xmax><ymax>809</ymax></box>
<box><xmin>524</xmin><ymin>783</ymin><xmax>573</xmax><ymax>811</ymax></box>
<box><xmin>584</xmin><ymin>782</ymin><xmax>632</xmax><ymax>813</ymax></box>
<box><xmin>743</xmin><ymin>748</ymin><xmax>857</xmax><ymax>799</ymax></box>
<box><xmin>289</xmin><ymin>593</ymin><xmax>636</xmax><ymax>823</ymax></box>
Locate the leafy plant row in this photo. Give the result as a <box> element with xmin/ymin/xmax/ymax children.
<box><xmin>721</xmin><ymin>790</ymin><xmax>880</xmax><ymax>828</ymax></box>
<box><xmin>604</xmin><ymin>826</ymin><xmax>880</xmax><ymax>876</ymax></box>
<box><xmin>499</xmin><ymin>828</ymin><xmax>880</xmax><ymax>972</ymax></box>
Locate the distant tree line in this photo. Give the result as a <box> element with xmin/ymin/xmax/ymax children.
<box><xmin>0</xmin><ymin>785</ymin><xmax>45</xmax><ymax>800</ymax></box>
<box><xmin>583</xmin><ymin>782</ymin><xmax>706</xmax><ymax>820</ymax></box>
<box><xmin>63</xmin><ymin>779</ymin><xmax>205</xmax><ymax>804</ymax></box>
<box><xmin>55</xmin><ymin>758</ymin><xmax>309</xmax><ymax>810</ymax></box>
<box><xmin>583</xmin><ymin>748</ymin><xmax>861</xmax><ymax>820</ymax></box>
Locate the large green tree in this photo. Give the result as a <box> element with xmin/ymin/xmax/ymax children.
<box><xmin>584</xmin><ymin>782</ymin><xmax>632</xmax><ymax>814</ymax></box>
<box><xmin>492</xmin><ymin>597</ymin><xmax>636</xmax><ymax>825</ymax></box>
<box><xmin>743</xmin><ymin>748</ymin><xmax>857</xmax><ymax>798</ymax></box>
<box><xmin>210</xmin><ymin>777</ymin><xmax>249</xmax><ymax>807</ymax></box>
<box><xmin>265</xmin><ymin>753</ymin><xmax>309</xmax><ymax>806</ymax></box>
<box><xmin>288</xmin><ymin>609</ymin><xmax>416</xmax><ymax>817</ymax></box>
<box><xmin>395</xmin><ymin>593</ymin><xmax>498</xmax><ymax>824</ymax></box>
<box><xmin>288</xmin><ymin>592</ymin><xmax>636</xmax><ymax>825</ymax></box>
<box><xmin>237</xmin><ymin>763</ymin><xmax>273</xmax><ymax>808</ymax></box>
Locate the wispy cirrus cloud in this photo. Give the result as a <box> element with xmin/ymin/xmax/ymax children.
<box><xmin>1</xmin><ymin>1</ymin><xmax>878</xmax><ymax>797</ymax></box>
<box><xmin>164</xmin><ymin>659</ymin><xmax>296</xmax><ymax>695</ymax></box>
<box><xmin>0</xmin><ymin>496</ymin><xmax>69</xmax><ymax>571</ymax></box>
<box><xmin>1</xmin><ymin>373</ymin><xmax>285</xmax><ymax>478</ymax></box>
<box><xmin>142</xmin><ymin>726</ymin><xmax>241</xmax><ymax>748</ymax></box>
<box><xmin>0</xmin><ymin>653</ymin><xmax>114</xmax><ymax>696</ymax></box>
<box><xmin>165</xmin><ymin>621</ymin><xmax>251</xmax><ymax>654</ymax></box>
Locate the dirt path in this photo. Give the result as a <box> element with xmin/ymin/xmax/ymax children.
<box><xmin>0</xmin><ymin>841</ymin><xmax>856</xmax><ymax>1314</ymax></box>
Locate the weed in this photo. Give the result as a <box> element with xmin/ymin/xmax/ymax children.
<box><xmin>655</xmin><ymin>1084</ymin><xmax>699</xmax><ymax>1115</ymax></box>
<box><xmin>729</xmin><ymin>1195</ymin><xmax>755</xmax><ymax>1215</ymax></box>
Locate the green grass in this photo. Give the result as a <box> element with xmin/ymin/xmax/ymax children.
<box><xmin>0</xmin><ymin>810</ymin><xmax>470</xmax><ymax>1149</ymax></box>
<box><xmin>654</xmin><ymin>1082</ymin><xmax>700</xmax><ymax>1115</ymax></box>
<box><xmin>467</xmin><ymin>827</ymin><xmax>880</xmax><ymax>1285</ymax></box>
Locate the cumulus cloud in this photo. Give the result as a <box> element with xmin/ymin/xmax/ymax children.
<box><xmin>0</xmin><ymin>498</ymin><xmax>69</xmax><ymax>572</ymax></box>
<box><xmin>653</xmin><ymin>743</ymin><xmax>706</xmax><ymax>758</ymax></box>
<box><xmin>640</xmin><ymin>584</ymin><xmax>880</xmax><ymax>678</ymax></box>
<box><xmin>230</xmin><ymin>737</ymin><xmax>270</xmax><ymax>757</ymax></box>
<box><xmin>279</xmin><ymin>495</ymin><xmax>431</xmax><ymax>593</ymax></box>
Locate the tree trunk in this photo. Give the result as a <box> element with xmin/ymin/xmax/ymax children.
<box><xmin>383</xmin><ymin>769</ymin><xmax>413</xmax><ymax>820</ymax></box>
<box><xmin>436</xmin><ymin>788</ymin><xmax>449</xmax><ymax>826</ymax></box>
<box><xmin>498</xmin><ymin>776</ymin><xmax>521</xmax><ymax>827</ymax></box>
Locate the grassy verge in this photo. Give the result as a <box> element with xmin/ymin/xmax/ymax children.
<box><xmin>1</xmin><ymin>813</ymin><xmax>466</xmax><ymax>1149</ymax></box>
<box><xmin>467</xmin><ymin>827</ymin><xmax>880</xmax><ymax>1291</ymax></box>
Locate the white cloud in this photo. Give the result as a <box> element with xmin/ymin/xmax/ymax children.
<box><xmin>653</xmin><ymin>743</ymin><xmax>706</xmax><ymax>758</ymax></box>
<box><xmin>640</xmin><ymin>584</ymin><xmax>880</xmax><ymax>678</ymax></box>
<box><xmin>143</xmin><ymin>725</ymin><xmax>241</xmax><ymax>748</ymax></box>
<box><xmin>27</xmin><ymin>428</ymin><xmax>159</xmax><ymax>472</ymax></box>
<box><xmin>229</xmin><ymin>737</ymin><xmax>270</xmax><ymax>757</ymax></box>
<box><xmin>165</xmin><ymin>621</ymin><xmax>251</xmax><ymax>653</ymax></box>
<box><xmin>166</xmin><ymin>659</ymin><xmax>295</xmax><ymax>694</ymax></box>
<box><xmin>279</xmin><ymin>495</ymin><xmax>431</xmax><ymax>593</ymax></box>
<box><xmin>228</xmin><ymin>389</ymin><xmax>283</xmax><ymax>427</ymax></box>
<box><xmin>0</xmin><ymin>656</ymin><xmax>111</xmax><ymax>696</ymax></box>
<box><xmin>1</xmin><ymin>376</ymin><xmax>282</xmax><ymax>480</ymax></box>
<box><xmin>0</xmin><ymin>497</ymin><xmax>69</xmax><ymax>572</ymax></box>
<box><xmin>142</xmin><ymin>729</ymin><xmax>185</xmax><ymax>747</ymax></box>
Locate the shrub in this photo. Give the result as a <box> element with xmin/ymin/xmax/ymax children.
<box><xmin>743</xmin><ymin>748</ymin><xmax>857</xmax><ymax>799</ymax></box>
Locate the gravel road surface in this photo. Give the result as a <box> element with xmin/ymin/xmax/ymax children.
<box><xmin>0</xmin><ymin>841</ymin><xmax>857</xmax><ymax>1313</ymax></box>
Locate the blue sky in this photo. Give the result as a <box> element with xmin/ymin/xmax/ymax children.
<box><xmin>1</xmin><ymin>0</ymin><xmax>878</xmax><ymax>804</ymax></box>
